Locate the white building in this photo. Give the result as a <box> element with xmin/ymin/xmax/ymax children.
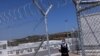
<box><xmin>0</xmin><ymin>41</ymin><xmax>8</xmax><ymax>56</ymax></box>
<box><xmin>0</xmin><ymin>40</ymin><xmax>62</xmax><ymax>56</ymax></box>
<box><xmin>0</xmin><ymin>39</ymin><xmax>79</xmax><ymax>56</ymax></box>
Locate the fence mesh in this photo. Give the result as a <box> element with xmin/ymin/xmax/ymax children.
<box><xmin>78</xmin><ymin>0</ymin><xmax>100</xmax><ymax>56</ymax></box>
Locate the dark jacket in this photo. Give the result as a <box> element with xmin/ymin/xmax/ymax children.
<box><xmin>61</xmin><ymin>43</ymin><xmax>69</xmax><ymax>53</ymax></box>
<box><xmin>59</xmin><ymin>43</ymin><xmax>69</xmax><ymax>56</ymax></box>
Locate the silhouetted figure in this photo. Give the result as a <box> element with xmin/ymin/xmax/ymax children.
<box><xmin>60</xmin><ymin>39</ymin><xmax>69</xmax><ymax>56</ymax></box>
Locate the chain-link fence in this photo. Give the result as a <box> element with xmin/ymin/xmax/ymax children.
<box><xmin>74</xmin><ymin>0</ymin><xmax>100</xmax><ymax>56</ymax></box>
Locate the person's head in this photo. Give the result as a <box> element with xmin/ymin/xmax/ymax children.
<box><xmin>62</xmin><ymin>38</ymin><xmax>66</xmax><ymax>43</ymax></box>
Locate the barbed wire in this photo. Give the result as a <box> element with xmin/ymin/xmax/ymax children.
<box><xmin>0</xmin><ymin>0</ymin><xmax>67</xmax><ymax>29</ymax></box>
<box><xmin>0</xmin><ymin>0</ymin><xmax>68</xmax><ymax>38</ymax></box>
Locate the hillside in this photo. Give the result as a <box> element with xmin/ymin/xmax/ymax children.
<box><xmin>8</xmin><ymin>31</ymin><xmax>78</xmax><ymax>46</ymax></box>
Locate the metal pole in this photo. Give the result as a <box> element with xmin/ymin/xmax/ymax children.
<box><xmin>44</xmin><ymin>5</ymin><xmax>52</xmax><ymax>56</ymax></box>
<box><xmin>33</xmin><ymin>0</ymin><xmax>52</xmax><ymax>55</ymax></box>
<box><xmin>44</xmin><ymin>15</ymin><xmax>51</xmax><ymax>56</ymax></box>
<box><xmin>76</xmin><ymin>3</ymin><xmax>86</xmax><ymax>56</ymax></box>
<box><xmin>33</xmin><ymin>39</ymin><xmax>45</xmax><ymax>56</ymax></box>
<box><xmin>73</xmin><ymin>0</ymin><xmax>86</xmax><ymax>56</ymax></box>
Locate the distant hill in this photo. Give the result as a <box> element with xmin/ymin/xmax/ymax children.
<box><xmin>8</xmin><ymin>31</ymin><xmax>78</xmax><ymax>46</ymax></box>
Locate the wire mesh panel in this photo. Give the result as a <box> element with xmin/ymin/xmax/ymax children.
<box><xmin>79</xmin><ymin>1</ymin><xmax>100</xmax><ymax>56</ymax></box>
<box><xmin>80</xmin><ymin>14</ymin><xmax>100</xmax><ymax>56</ymax></box>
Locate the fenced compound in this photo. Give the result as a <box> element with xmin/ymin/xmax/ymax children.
<box><xmin>74</xmin><ymin>0</ymin><xmax>100</xmax><ymax>56</ymax></box>
<box><xmin>1</xmin><ymin>0</ymin><xmax>100</xmax><ymax>56</ymax></box>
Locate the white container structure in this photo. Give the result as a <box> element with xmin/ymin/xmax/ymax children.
<box><xmin>0</xmin><ymin>40</ymin><xmax>62</xmax><ymax>56</ymax></box>
<box><xmin>0</xmin><ymin>41</ymin><xmax>8</xmax><ymax>56</ymax></box>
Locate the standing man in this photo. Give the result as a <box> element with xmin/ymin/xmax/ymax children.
<box><xmin>60</xmin><ymin>38</ymin><xmax>69</xmax><ymax>56</ymax></box>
